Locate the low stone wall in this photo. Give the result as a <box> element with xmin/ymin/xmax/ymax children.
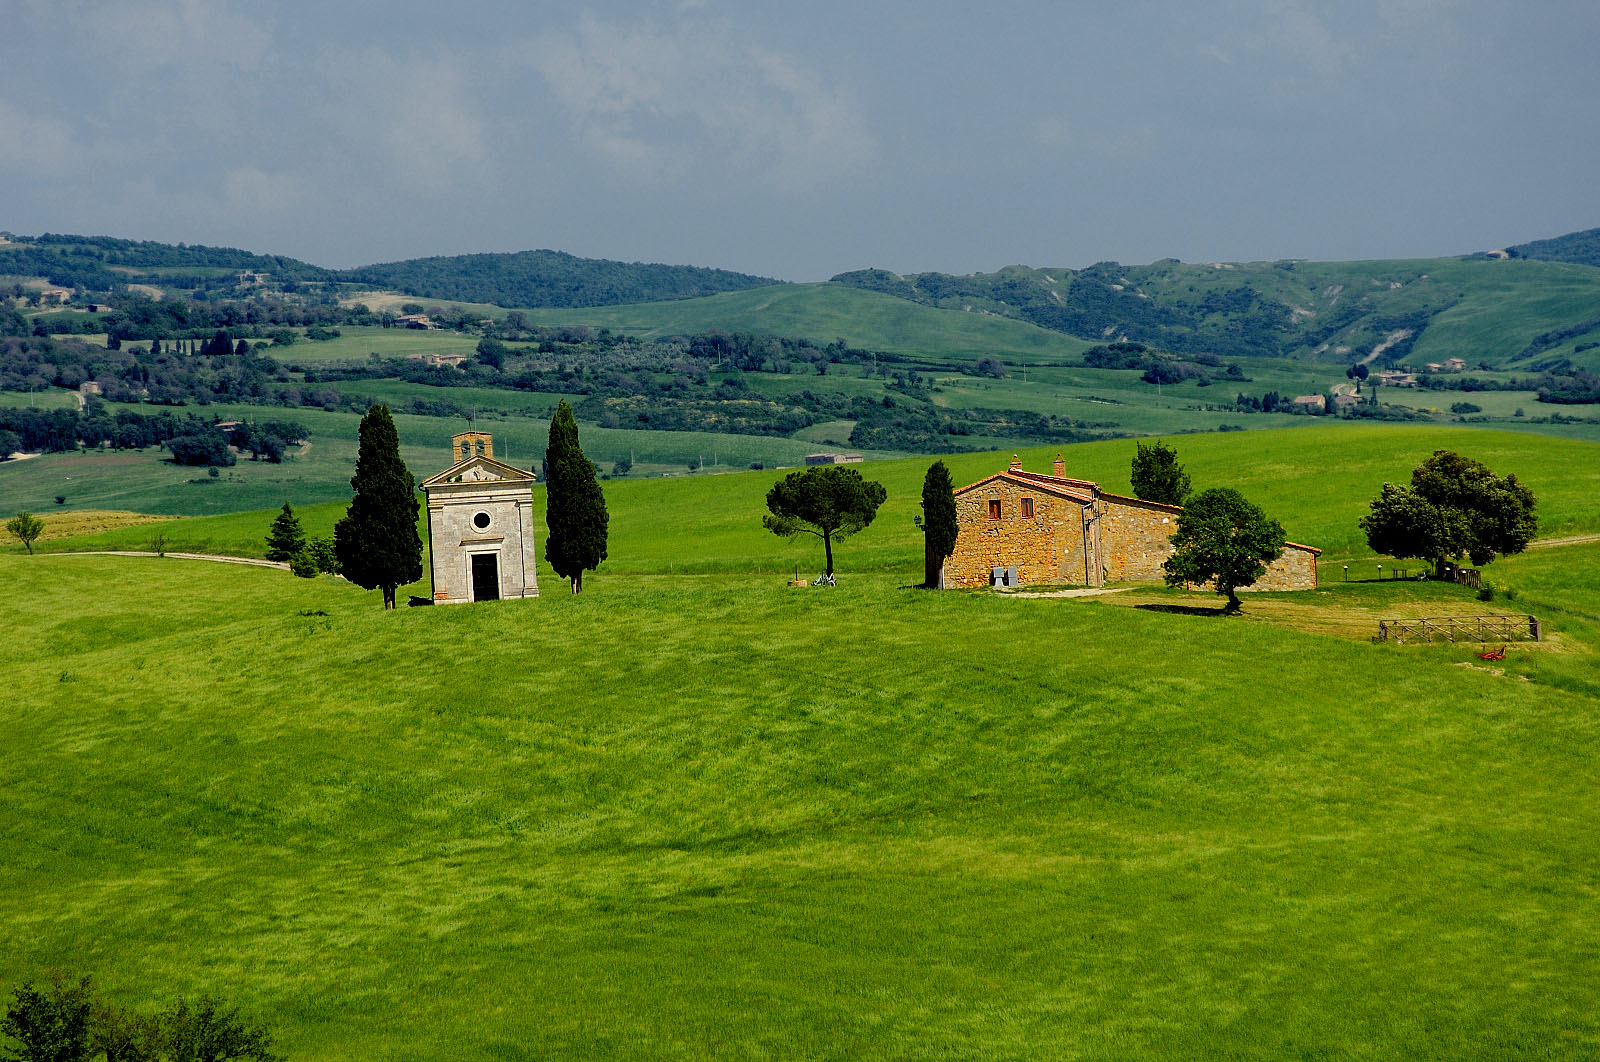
<box><xmin>1243</xmin><ymin>545</ymin><xmax>1319</xmax><ymax>592</ymax></box>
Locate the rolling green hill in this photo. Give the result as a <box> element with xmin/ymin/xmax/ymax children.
<box><xmin>5</xmin><ymin>423</ymin><xmax>1600</xmax><ymax>1058</ymax></box>
<box><xmin>831</xmin><ymin>254</ymin><xmax>1600</xmax><ymax>371</ymax></box>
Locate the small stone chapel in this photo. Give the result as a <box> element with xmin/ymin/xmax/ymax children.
<box><xmin>419</xmin><ymin>431</ymin><xmax>540</xmax><ymax>603</ymax></box>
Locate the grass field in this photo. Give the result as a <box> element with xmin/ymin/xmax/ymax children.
<box><xmin>517</xmin><ymin>283</ymin><xmax>1095</xmax><ymax>364</ymax></box>
<box><xmin>6</xmin><ymin>423</ymin><xmax>1600</xmax><ymax>1058</ymax></box>
<box><xmin>4</xmin><ymin>545</ymin><xmax>1599</xmax><ymax>1058</ymax></box>
<box><xmin>17</xmin><ymin>424</ymin><xmax>1599</xmax><ymax>568</ymax></box>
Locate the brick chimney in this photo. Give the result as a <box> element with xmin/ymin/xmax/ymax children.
<box><xmin>1008</xmin><ymin>453</ymin><xmax>1022</xmax><ymax>472</ymax></box>
<box><xmin>1052</xmin><ymin>453</ymin><xmax>1065</xmax><ymax>478</ymax></box>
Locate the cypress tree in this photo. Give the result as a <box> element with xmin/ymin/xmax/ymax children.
<box><xmin>916</xmin><ymin>460</ymin><xmax>959</xmax><ymax>588</ymax></box>
<box><xmin>265</xmin><ymin>501</ymin><xmax>306</xmax><ymax>563</ymax></box>
<box><xmin>543</xmin><ymin>399</ymin><xmax>608</xmax><ymax>594</ymax></box>
<box><xmin>334</xmin><ymin>404</ymin><xmax>422</xmax><ymax>608</ymax></box>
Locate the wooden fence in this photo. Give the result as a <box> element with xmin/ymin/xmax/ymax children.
<box><xmin>1377</xmin><ymin>614</ymin><xmax>1541</xmax><ymax>644</ymax></box>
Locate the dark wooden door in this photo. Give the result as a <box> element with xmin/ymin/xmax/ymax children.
<box><xmin>471</xmin><ymin>553</ymin><xmax>500</xmax><ymax>601</ymax></box>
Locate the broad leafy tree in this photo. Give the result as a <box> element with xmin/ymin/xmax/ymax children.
<box><xmin>544</xmin><ymin>399</ymin><xmax>608</xmax><ymax>594</ymax></box>
<box><xmin>264</xmin><ymin>502</ymin><xmax>305</xmax><ymax>563</ymax></box>
<box><xmin>1130</xmin><ymin>441</ymin><xmax>1190</xmax><ymax>505</ymax></box>
<box><xmin>334</xmin><ymin>404</ymin><xmax>422</xmax><ymax>609</ymax></box>
<box><xmin>914</xmin><ymin>460</ymin><xmax>958</xmax><ymax>588</ymax></box>
<box><xmin>1360</xmin><ymin>449</ymin><xmax>1537</xmax><ymax>576</ymax></box>
<box><xmin>1</xmin><ymin>973</ymin><xmax>94</xmax><ymax>1062</ymax></box>
<box><xmin>764</xmin><ymin>465</ymin><xmax>887</xmax><ymax>577</ymax></box>
<box><xmin>6</xmin><ymin>511</ymin><xmax>44</xmax><ymax>554</ymax></box>
<box><xmin>1163</xmin><ymin>488</ymin><xmax>1285</xmax><ymax>612</ymax></box>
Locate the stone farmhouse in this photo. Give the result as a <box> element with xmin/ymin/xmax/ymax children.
<box><xmin>942</xmin><ymin>455</ymin><xmax>1320</xmax><ymax>591</ymax></box>
<box><xmin>420</xmin><ymin>431</ymin><xmax>540</xmax><ymax>603</ymax></box>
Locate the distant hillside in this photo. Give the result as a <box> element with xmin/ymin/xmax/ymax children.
<box><xmin>0</xmin><ymin>234</ymin><xmax>333</xmax><ymax>290</ymax></box>
<box><xmin>0</xmin><ymin>235</ymin><xmax>777</xmax><ymax>310</ymax></box>
<box><xmin>830</xmin><ymin>251</ymin><xmax>1600</xmax><ymax>370</ymax></box>
<box><xmin>334</xmin><ymin>251</ymin><xmax>779</xmax><ymax>309</ymax></box>
<box><xmin>1506</xmin><ymin>226</ymin><xmax>1600</xmax><ymax>267</ymax></box>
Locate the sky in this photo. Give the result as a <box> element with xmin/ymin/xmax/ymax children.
<box><xmin>3</xmin><ymin>0</ymin><xmax>1598</xmax><ymax>281</ymax></box>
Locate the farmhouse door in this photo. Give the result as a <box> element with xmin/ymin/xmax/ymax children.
<box><xmin>471</xmin><ymin>553</ymin><xmax>500</xmax><ymax>601</ymax></box>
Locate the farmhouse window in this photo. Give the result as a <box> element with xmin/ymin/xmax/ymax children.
<box><xmin>1020</xmin><ymin>497</ymin><xmax>1034</xmax><ymax>518</ymax></box>
<box><xmin>988</xmin><ymin>499</ymin><xmax>1003</xmax><ymax>520</ymax></box>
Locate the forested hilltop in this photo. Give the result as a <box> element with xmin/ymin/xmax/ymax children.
<box><xmin>1506</xmin><ymin>226</ymin><xmax>1600</xmax><ymax>267</ymax></box>
<box><xmin>339</xmin><ymin>250</ymin><xmax>779</xmax><ymax>308</ymax></box>
<box><xmin>0</xmin><ymin>235</ymin><xmax>778</xmax><ymax>308</ymax></box>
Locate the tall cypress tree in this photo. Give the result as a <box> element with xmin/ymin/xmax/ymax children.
<box><xmin>265</xmin><ymin>501</ymin><xmax>306</xmax><ymax>563</ymax></box>
<box><xmin>916</xmin><ymin>460</ymin><xmax>959</xmax><ymax>588</ymax></box>
<box><xmin>334</xmin><ymin>404</ymin><xmax>422</xmax><ymax>608</ymax></box>
<box><xmin>544</xmin><ymin>399</ymin><xmax>608</xmax><ymax>594</ymax></box>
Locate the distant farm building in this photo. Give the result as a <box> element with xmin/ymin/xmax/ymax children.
<box><xmin>407</xmin><ymin>353</ymin><xmax>468</xmax><ymax>368</ymax></box>
<box><xmin>38</xmin><ymin>288</ymin><xmax>70</xmax><ymax>305</ymax></box>
<box><xmin>1372</xmin><ymin>370</ymin><xmax>1417</xmax><ymax>387</ymax></box>
<box><xmin>1331</xmin><ymin>393</ymin><xmax>1362</xmax><ymax>411</ymax></box>
<box><xmin>804</xmin><ymin>452</ymin><xmax>864</xmax><ymax>465</ymax></box>
<box><xmin>942</xmin><ymin>454</ymin><xmax>1320</xmax><ymax>591</ymax></box>
<box><xmin>397</xmin><ymin>313</ymin><xmax>435</xmax><ymax>329</ymax></box>
<box><xmin>1291</xmin><ymin>394</ymin><xmax>1326</xmax><ymax>411</ymax></box>
<box><xmin>420</xmin><ymin>431</ymin><xmax>540</xmax><ymax>604</ymax></box>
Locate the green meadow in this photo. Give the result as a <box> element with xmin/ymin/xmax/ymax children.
<box><xmin>5</xmin><ymin>424</ymin><xmax>1600</xmax><ymax>1059</ymax></box>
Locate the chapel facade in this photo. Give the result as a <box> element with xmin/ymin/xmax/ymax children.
<box><xmin>419</xmin><ymin>431</ymin><xmax>540</xmax><ymax>603</ymax></box>
<box><xmin>942</xmin><ymin>454</ymin><xmax>1320</xmax><ymax>591</ymax></box>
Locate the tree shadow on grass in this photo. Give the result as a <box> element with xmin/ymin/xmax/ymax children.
<box><xmin>1134</xmin><ymin>603</ymin><xmax>1236</xmax><ymax>617</ymax></box>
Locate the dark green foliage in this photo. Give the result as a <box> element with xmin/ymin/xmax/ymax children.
<box><xmin>264</xmin><ymin>503</ymin><xmax>304</xmax><ymax>563</ymax></box>
<box><xmin>0</xmin><ymin>431</ymin><xmax>21</xmax><ymax>460</ymax></box>
<box><xmin>1</xmin><ymin>974</ymin><xmax>278</xmax><ymax>1062</ymax></box>
<box><xmin>1450</xmin><ymin>401</ymin><xmax>1482</xmax><ymax>414</ymax></box>
<box><xmin>334</xmin><ymin>405</ymin><xmax>422</xmax><ymax>609</ymax></box>
<box><xmin>305</xmin><ymin>535</ymin><xmax>340</xmax><ymax>575</ymax></box>
<box><xmin>339</xmin><ymin>250</ymin><xmax>778</xmax><ymax>309</ymax></box>
<box><xmin>1</xmin><ymin>972</ymin><xmax>93</xmax><ymax>1061</ymax></box>
<box><xmin>763</xmin><ymin>466</ymin><xmax>887</xmax><ymax>577</ymax></box>
<box><xmin>165</xmin><ymin>431</ymin><xmax>235</xmax><ymax>468</ymax></box>
<box><xmin>974</xmin><ymin>357</ymin><xmax>1006</xmax><ymax>378</ymax></box>
<box><xmin>1360</xmin><ymin>450</ymin><xmax>1538</xmax><ymax>573</ymax></box>
<box><xmin>543</xmin><ymin>400</ymin><xmax>608</xmax><ymax>594</ymax></box>
<box><xmin>916</xmin><ymin>461</ymin><xmax>958</xmax><ymax>588</ymax></box>
<box><xmin>157</xmin><ymin>996</ymin><xmax>279</xmax><ymax>1062</ymax></box>
<box><xmin>1505</xmin><ymin>226</ymin><xmax>1600</xmax><ymax>267</ymax></box>
<box><xmin>1162</xmin><ymin>488</ymin><xmax>1286</xmax><ymax>612</ymax></box>
<box><xmin>1130</xmin><ymin>441</ymin><xmax>1191</xmax><ymax>505</ymax></box>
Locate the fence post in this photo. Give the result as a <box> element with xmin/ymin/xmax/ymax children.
<box><xmin>1530</xmin><ymin>616</ymin><xmax>1541</xmax><ymax>642</ymax></box>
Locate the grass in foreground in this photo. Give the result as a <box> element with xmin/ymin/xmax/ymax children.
<box><xmin>3</xmin><ymin>556</ymin><xmax>1598</xmax><ymax>1059</ymax></box>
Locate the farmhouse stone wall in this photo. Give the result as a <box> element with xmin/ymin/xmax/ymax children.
<box><xmin>946</xmin><ymin>460</ymin><xmax>1321</xmax><ymax>593</ymax></box>
<box><xmin>1098</xmin><ymin>495</ymin><xmax>1179</xmax><ymax>581</ymax></box>
<box><xmin>946</xmin><ymin>478</ymin><xmax>1092</xmax><ymax>588</ymax></box>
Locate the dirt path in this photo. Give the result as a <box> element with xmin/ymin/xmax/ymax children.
<box><xmin>44</xmin><ymin>551</ymin><xmax>290</xmax><ymax>570</ymax></box>
<box><xmin>1011</xmin><ymin>587</ymin><xmax>1134</xmax><ymax>599</ymax></box>
<box><xmin>1527</xmin><ymin>533</ymin><xmax>1600</xmax><ymax>551</ymax></box>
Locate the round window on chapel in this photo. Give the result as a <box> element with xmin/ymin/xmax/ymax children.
<box><xmin>472</xmin><ymin>511</ymin><xmax>492</xmax><ymax>531</ymax></box>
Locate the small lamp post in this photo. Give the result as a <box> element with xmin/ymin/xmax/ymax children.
<box><xmin>1343</xmin><ymin>565</ymin><xmax>1348</xmax><ymax>582</ymax></box>
<box><xmin>1377</xmin><ymin>564</ymin><xmax>1383</xmax><ymax>581</ymax></box>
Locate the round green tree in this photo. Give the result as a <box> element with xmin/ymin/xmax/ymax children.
<box><xmin>764</xmin><ymin>465</ymin><xmax>887</xmax><ymax>578</ymax></box>
<box><xmin>6</xmin><ymin>511</ymin><xmax>44</xmax><ymax>555</ymax></box>
<box><xmin>1162</xmin><ymin>488</ymin><xmax>1285</xmax><ymax>612</ymax></box>
<box><xmin>333</xmin><ymin>405</ymin><xmax>422</xmax><ymax>609</ymax></box>
<box><xmin>1360</xmin><ymin>449</ymin><xmax>1537</xmax><ymax>577</ymax></box>
<box><xmin>544</xmin><ymin>400</ymin><xmax>609</xmax><ymax>594</ymax></box>
<box><xmin>1130</xmin><ymin>441</ymin><xmax>1191</xmax><ymax>505</ymax></box>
